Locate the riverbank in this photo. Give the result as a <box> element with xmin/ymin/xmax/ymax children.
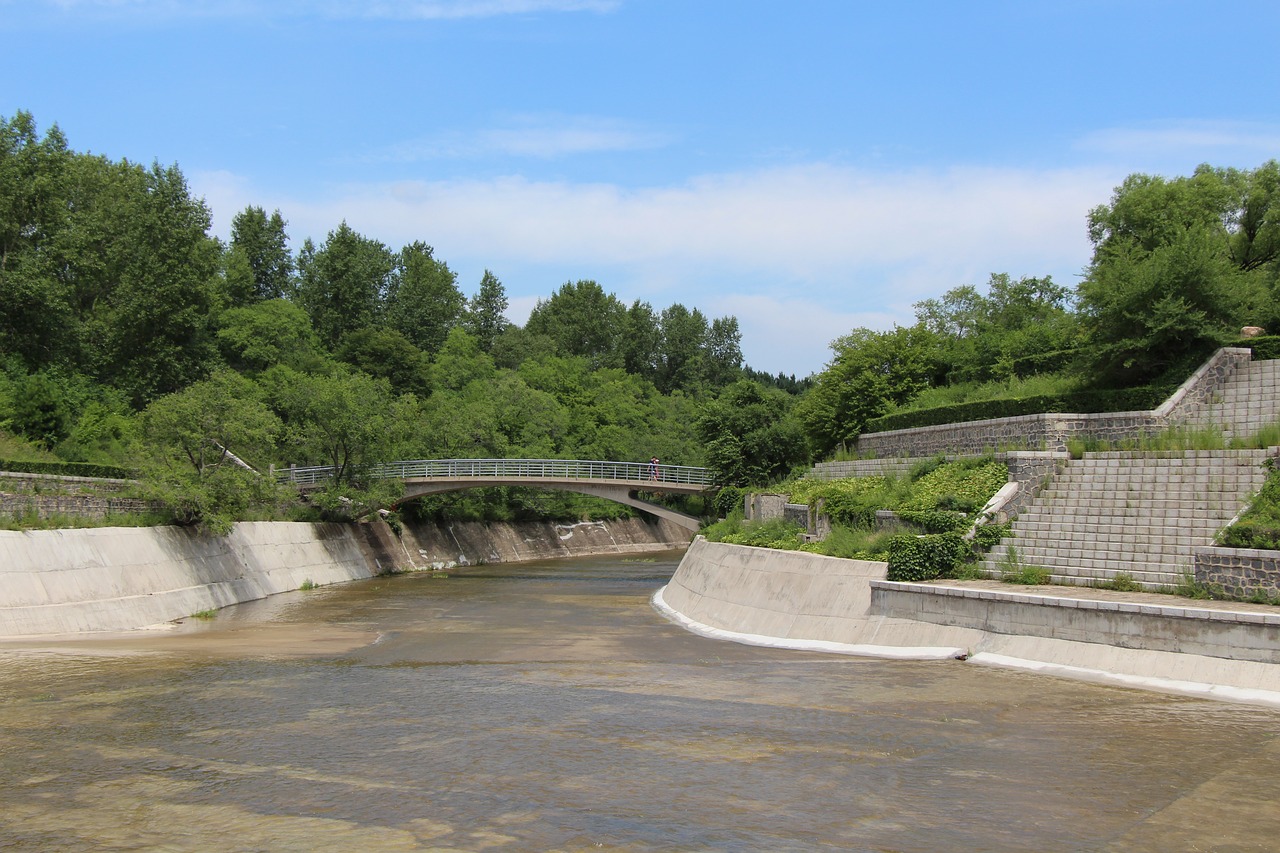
<box><xmin>656</xmin><ymin>538</ymin><xmax>1280</xmax><ymax>707</ymax></box>
<box><xmin>0</xmin><ymin>516</ymin><xmax>690</xmax><ymax>637</ymax></box>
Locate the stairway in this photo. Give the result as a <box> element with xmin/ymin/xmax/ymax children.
<box><xmin>983</xmin><ymin>450</ymin><xmax>1272</xmax><ymax>590</ymax></box>
<box><xmin>1176</xmin><ymin>358</ymin><xmax>1280</xmax><ymax>440</ymax></box>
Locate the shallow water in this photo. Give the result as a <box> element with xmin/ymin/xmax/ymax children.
<box><xmin>2</xmin><ymin>553</ymin><xmax>1280</xmax><ymax>851</ymax></box>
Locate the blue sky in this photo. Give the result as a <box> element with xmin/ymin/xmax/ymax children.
<box><xmin>3</xmin><ymin>1</ymin><xmax>1279</xmax><ymax>377</ymax></box>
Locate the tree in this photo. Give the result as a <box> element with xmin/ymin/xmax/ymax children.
<box><xmin>295</xmin><ymin>222</ymin><xmax>394</xmax><ymax>349</ymax></box>
<box><xmin>228</xmin><ymin>206</ymin><xmax>292</xmax><ymax>303</ymax></box>
<box><xmin>524</xmin><ymin>279</ymin><xmax>627</xmax><ymax>369</ymax></box>
<box><xmin>795</xmin><ymin>326</ymin><xmax>938</xmax><ymax>455</ymax></box>
<box><xmin>619</xmin><ymin>299</ymin><xmax>661</xmax><ymax>380</ymax></box>
<box><xmin>463</xmin><ymin>269</ymin><xmax>510</xmax><ymax>352</ymax></box>
<box><xmin>336</xmin><ymin>326</ymin><xmax>430</xmax><ymax>394</ymax></box>
<box><xmin>656</xmin><ymin>303</ymin><xmax>708</xmax><ymax>393</ymax></box>
<box><xmin>385</xmin><ymin>241</ymin><xmax>465</xmax><ymax>354</ymax></box>
<box><xmin>141</xmin><ymin>370</ymin><xmax>282</xmax><ymax>532</ymax></box>
<box><xmin>696</xmin><ymin>380</ymin><xmax>807</xmax><ymax>486</ymax></box>
<box><xmin>1078</xmin><ymin>162</ymin><xmax>1278</xmax><ymax>385</ymax></box>
<box><xmin>704</xmin><ymin>316</ymin><xmax>744</xmax><ymax>388</ymax></box>
<box><xmin>216</xmin><ymin>298</ymin><xmax>324</xmax><ymax>374</ymax></box>
<box><xmin>101</xmin><ymin>161</ymin><xmax>222</xmax><ymax>405</ymax></box>
<box><xmin>0</xmin><ymin>111</ymin><xmax>75</xmax><ymax>369</ymax></box>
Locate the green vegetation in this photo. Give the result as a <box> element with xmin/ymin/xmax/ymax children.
<box><xmin>1218</xmin><ymin>462</ymin><xmax>1280</xmax><ymax>551</ymax></box>
<box><xmin>4</xmin><ymin>110</ymin><xmax>1277</xmax><ymax>535</ymax></box>
<box><xmin>1098</xmin><ymin>573</ymin><xmax>1142</xmax><ymax>592</ymax></box>
<box><xmin>191</xmin><ymin>609</ymin><xmax>217</xmax><ymax>620</ymax></box>
<box><xmin>299</xmin><ymin>579</ymin><xmax>317</xmax><ymax>591</ymax></box>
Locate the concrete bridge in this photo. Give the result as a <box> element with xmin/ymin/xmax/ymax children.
<box><xmin>277</xmin><ymin>458</ymin><xmax>717</xmax><ymax>532</ymax></box>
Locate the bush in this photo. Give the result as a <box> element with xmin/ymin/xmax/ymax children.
<box><xmin>863</xmin><ymin>386</ymin><xmax>1173</xmax><ymax>434</ymax></box>
<box><xmin>0</xmin><ymin>457</ymin><xmax>136</xmax><ymax>480</ymax></box>
<box><xmin>1236</xmin><ymin>335</ymin><xmax>1280</xmax><ymax>361</ymax></box>
<box><xmin>886</xmin><ymin>532</ymin><xmax>969</xmax><ymax>582</ymax></box>
<box><xmin>1218</xmin><ymin>466</ymin><xmax>1280</xmax><ymax>551</ymax></box>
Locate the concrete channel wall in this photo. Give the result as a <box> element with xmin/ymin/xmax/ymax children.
<box><xmin>0</xmin><ymin>516</ymin><xmax>691</xmax><ymax>638</ymax></box>
<box><xmin>657</xmin><ymin>539</ymin><xmax>1280</xmax><ymax>706</ymax></box>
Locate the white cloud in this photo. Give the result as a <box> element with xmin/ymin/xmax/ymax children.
<box><xmin>380</xmin><ymin>116</ymin><xmax>670</xmax><ymax>161</ymax></box>
<box><xmin>1077</xmin><ymin>121</ymin><xmax>1280</xmax><ymax>164</ymax></box>
<box><xmin>191</xmin><ymin>162</ymin><xmax>1114</xmax><ymax>375</ymax></box>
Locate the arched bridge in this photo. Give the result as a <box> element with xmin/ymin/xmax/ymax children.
<box><xmin>277</xmin><ymin>458</ymin><xmax>717</xmax><ymax>533</ymax></box>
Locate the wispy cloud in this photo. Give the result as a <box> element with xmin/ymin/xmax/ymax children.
<box><xmin>1077</xmin><ymin>121</ymin><xmax>1280</xmax><ymax>164</ymax></box>
<box><xmin>380</xmin><ymin>116</ymin><xmax>670</xmax><ymax>161</ymax></box>
<box><xmin>193</xmin><ymin>162</ymin><xmax>1114</xmax><ymax>374</ymax></box>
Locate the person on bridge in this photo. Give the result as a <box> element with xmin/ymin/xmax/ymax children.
<box><xmin>650</xmin><ymin>457</ymin><xmax>660</xmax><ymax>481</ymax></box>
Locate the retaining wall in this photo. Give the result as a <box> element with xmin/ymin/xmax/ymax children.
<box><xmin>1196</xmin><ymin>545</ymin><xmax>1280</xmax><ymax>600</ymax></box>
<box><xmin>855</xmin><ymin>347</ymin><xmax>1253</xmax><ymax>458</ymax></box>
<box><xmin>0</xmin><ymin>516</ymin><xmax>692</xmax><ymax>637</ymax></box>
<box><xmin>658</xmin><ymin>539</ymin><xmax>1280</xmax><ymax>705</ymax></box>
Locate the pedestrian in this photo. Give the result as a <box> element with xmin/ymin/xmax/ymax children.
<box><xmin>650</xmin><ymin>456</ymin><xmax>660</xmax><ymax>480</ymax></box>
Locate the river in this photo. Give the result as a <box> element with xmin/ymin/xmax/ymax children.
<box><xmin>2</xmin><ymin>552</ymin><xmax>1279</xmax><ymax>851</ymax></box>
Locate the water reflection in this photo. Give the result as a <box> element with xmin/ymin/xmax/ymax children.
<box><xmin>1</xmin><ymin>552</ymin><xmax>1279</xmax><ymax>851</ymax></box>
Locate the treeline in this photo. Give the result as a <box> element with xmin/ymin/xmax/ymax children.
<box><xmin>797</xmin><ymin>161</ymin><xmax>1280</xmax><ymax>455</ymax></box>
<box><xmin>0</xmin><ymin>111</ymin><xmax>783</xmax><ymax>528</ymax></box>
<box><xmin>4</xmin><ymin>109</ymin><xmax>1278</xmax><ymax>524</ymax></box>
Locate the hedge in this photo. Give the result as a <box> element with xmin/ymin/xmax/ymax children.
<box><xmin>865</xmin><ymin>385</ymin><xmax>1173</xmax><ymax>434</ymax></box>
<box><xmin>885</xmin><ymin>532</ymin><xmax>969</xmax><ymax>582</ymax></box>
<box><xmin>0</xmin><ymin>458</ymin><xmax>137</xmax><ymax>480</ymax></box>
<box><xmin>1234</xmin><ymin>335</ymin><xmax>1280</xmax><ymax>361</ymax></box>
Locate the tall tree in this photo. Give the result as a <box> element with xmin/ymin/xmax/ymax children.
<box><xmin>704</xmin><ymin>316</ymin><xmax>744</xmax><ymax>388</ymax></box>
<box><xmin>463</xmin><ymin>269</ymin><xmax>510</xmax><ymax>352</ymax></box>
<box><xmin>103</xmin><ymin>161</ymin><xmax>222</xmax><ymax>405</ymax></box>
<box><xmin>656</xmin><ymin>303</ymin><xmax>708</xmax><ymax>393</ymax></box>
<box><xmin>0</xmin><ymin>111</ymin><xmax>74</xmax><ymax>368</ymax></box>
<box><xmin>384</xmin><ymin>241</ymin><xmax>465</xmax><ymax>354</ymax></box>
<box><xmin>295</xmin><ymin>222</ymin><xmax>394</xmax><ymax>350</ymax></box>
<box><xmin>619</xmin><ymin>299</ymin><xmax>661</xmax><ymax>380</ymax></box>
<box><xmin>696</xmin><ymin>379</ymin><xmax>807</xmax><ymax>486</ymax></box>
<box><xmin>1078</xmin><ymin>162</ymin><xmax>1278</xmax><ymax>385</ymax></box>
<box><xmin>228</xmin><ymin>206</ymin><xmax>292</xmax><ymax>304</ymax></box>
<box><xmin>524</xmin><ymin>279</ymin><xmax>627</xmax><ymax>369</ymax></box>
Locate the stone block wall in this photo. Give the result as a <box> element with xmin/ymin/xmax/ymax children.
<box><xmin>0</xmin><ymin>493</ymin><xmax>159</xmax><ymax>520</ymax></box>
<box><xmin>854</xmin><ymin>347</ymin><xmax>1254</xmax><ymax>459</ymax></box>
<box><xmin>1195</xmin><ymin>545</ymin><xmax>1280</xmax><ymax>600</ymax></box>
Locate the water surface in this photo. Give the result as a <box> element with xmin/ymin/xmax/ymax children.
<box><xmin>2</xmin><ymin>553</ymin><xmax>1279</xmax><ymax>851</ymax></box>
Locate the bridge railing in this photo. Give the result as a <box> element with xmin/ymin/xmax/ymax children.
<box><xmin>277</xmin><ymin>458</ymin><xmax>717</xmax><ymax>488</ymax></box>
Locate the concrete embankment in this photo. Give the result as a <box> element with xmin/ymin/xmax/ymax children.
<box><xmin>656</xmin><ymin>538</ymin><xmax>1280</xmax><ymax>707</ymax></box>
<box><xmin>0</xmin><ymin>516</ymin><xmax>690</xmax><ymax>638</ymax></box>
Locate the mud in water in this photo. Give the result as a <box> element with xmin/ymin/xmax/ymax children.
<box><xmin>2</xmin><ymin>552</ymin><xmax>1279</xmax><ymax>851</ymax></box>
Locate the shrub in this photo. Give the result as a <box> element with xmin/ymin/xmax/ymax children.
<box><xmin>863</xmin><ymin>386</ymin><xmax>1173</xmax><ymax>434</ymax></box>
<box><xmin>1235</xmin><ymin>334</ymin><xmax>1280</xmax><ymax>361</ymax></box>
<box><xmin>1217</xmin><ymin>466</ymin><xmax>1280</xmax><ymax>551</ymax></box>
<box><xmin>886</xmin><ymin>532</ymin><xmax>969</xmax><ymax>582</ymax></box>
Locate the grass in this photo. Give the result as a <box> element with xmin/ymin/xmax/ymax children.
<box><xmin>1097</xmin><ymin>572</ymin><xmax>1142</xmax><ymax>592</ymax></box>
<box><xmin>887</xmin><ymin>372</ymin><xmax>1082</xmax><ymax>415</ymax></box>
<box><xmin>191</xmin><ymin>609</ymin><xmax>217</xmax><ymax>620</ymax></box>
<box><xmin>299</xmin><ymin>579</ymin><xmax>318</xmax><ymax>591</ymax></box>
<box><xmin>998</xmin><ymin>547</ymin><xmax>1052</xmax><ymax>585</ymax></box>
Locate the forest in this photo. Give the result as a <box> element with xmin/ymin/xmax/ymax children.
<box><xmin>2</xmin><ymin>110</ymin><xmax>1279</xmax><ymax>531</ymax></box>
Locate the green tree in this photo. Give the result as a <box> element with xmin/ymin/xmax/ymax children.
<box><xmin>705</xmin><ymin>316</ymin><xmax>744</xmax><ymax>387</ymax></box>
<box><xmin>0</xmin><ymin>111</ymin><xmax>75</xmax><ymax>369</ymax></box>
<box><xmin>8</xmin><ymin>372</ymin><xmax>70</xmax><ymax>448</ymax></box>
<box><xmin>1078</xmin><ymin>162</ymin><xmax>1278</xmax><ymax>385</ymax></box>
<box><xmin>657</xmin><ymin>303</ymin><xmax>708</xmax><ymax>393</ymax></box>
<box><xmin>463</xmin><ymin>269</ymin><xmax>510</xmax><ymax>352</ymax></box>
<box><xmin>295</xmin><ymin>222</ymin><xmax>394</xmax><ymax>349</ymax></box>
<box><xmin>696</xmin><ymin>380</ymin><xmax>807</xmax><ymax>486</ymax></box>
<box><xmin>228</xmin><ymin>206</ymin><xmax>293</xmax><ymax>303</ymax></box>
<box><xmin>216</xmin><ymin>298</ymin><xmax>324</xmax><ymax>374</ymax></box>
<box><xmin>101</xmin><ymin>162</ymin><xmax>222</xmax><ymax>405</ymax></box>
<box><xmin>619</xmin><ymin>299</ymin><xmax>661</xmax><ymax>380</ymax></box>
<box><xmin>385</xmin><ymin>241</ymin><xmax>465</xmax><ymax>354</ymax></box>
<box><xmin>336</xmin><ymin>326</ymin><xmax>430</xmax><ymax>395</ymax></box>
<box><xmin>524</xmin><ymin>280</ymin><xmax>627</xmax><ymax>369</ymax></box>
<box><xmin>141</xmin><ymin>370</ymin><xmax>282</xmax><ymax>532</ymax></box>
<box><xmin>796</xmin><ymin>326</ymin><xmax>938</xmax><ymax>455</ymax></box>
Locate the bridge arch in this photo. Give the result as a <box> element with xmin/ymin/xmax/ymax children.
<box><xmin>279</xmin><ymin>458</ymin><xmax>716</xmax><ymax>533</ymax></box>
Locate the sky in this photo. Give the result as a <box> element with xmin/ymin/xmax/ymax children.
<box><xmin>3</xmin><ymin>1</ymin><xmax>1279</xmax><ymax>378</ymax></box>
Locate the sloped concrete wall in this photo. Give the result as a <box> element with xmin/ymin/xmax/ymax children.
<box><xmin>0</xmin><ymin>522</ymin><xmax>375</xmax><ymax>637</ymax></box>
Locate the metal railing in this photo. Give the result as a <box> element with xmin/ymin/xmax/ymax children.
<box><xmin>277</xmin><ymin>458</ymin><xmax>717</xmax><ymax>488</ymax></box>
